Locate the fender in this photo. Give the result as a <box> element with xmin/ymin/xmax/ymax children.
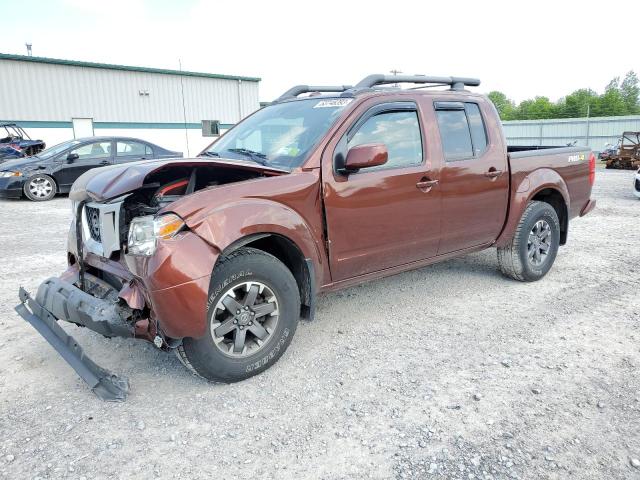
<box><xmin>495</xmin><ymin>167</ymin><xmax>570</xmax><ymax>248</ymax></box>
<box><xmin>181</xmin><ymin>198</ymin><xmax>327</xmax><ymax>287</ymax></box>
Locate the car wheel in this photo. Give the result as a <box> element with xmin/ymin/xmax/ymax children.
<box><xmin>497</xmin><ymin>201</ymin><xmax>560</xmax><ymax>282</ymax></box>
<box><xmin>23</xmin><ymin>174</ymin><xmax>57</xmax><ymax>201</ymax></box>
<box><xmin>177</xmin><ymin>247</ymin><xmax>300</xmax><ymax>382</ymax></box>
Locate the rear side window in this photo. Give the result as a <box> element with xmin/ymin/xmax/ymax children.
<box><xmin>435</xmin><ymin>102</ymin><xmax>488</xmax><ymax>161</ymax></box>
<box><xmin>465</xmin><ymin>103</ymin><xmax>488</xmax><ymax>155</ymax></box>
<box><xmin>435</xmin><ymin>110</ymin><xmax>473</xmax><ymax>161</ymax></box>
<box><xmin>348</xmin><ymin>111</ymin><xmax>423</xmax><ymax>171</ymax></box>
<box><xmin>117</xmin><ymin>141</ymin><xmax>147</xmax><ymax>157</ymax></box>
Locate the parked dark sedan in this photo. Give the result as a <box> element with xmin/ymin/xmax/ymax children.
<box><xmin>0</xmin><ymin>137</ymin><xmax>182</xmax><ymax>201</ymax></box>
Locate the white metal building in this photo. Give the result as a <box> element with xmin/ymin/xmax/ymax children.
<box><xmin>0</xmin><ymin>53</ymin><xmax>261</xmax><ymax>156</ymax></box>
<box><xmin>503</xmin><ymin>115</ymin><xmax>640</xmax><ymax>153</ymax></box>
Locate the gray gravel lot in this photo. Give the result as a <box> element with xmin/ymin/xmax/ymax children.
<box><xmin>0</xmin><ymin>169</ymin><xmax>639</xmax><ymax>479</ymax></box>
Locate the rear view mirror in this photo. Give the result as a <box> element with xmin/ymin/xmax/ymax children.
<box><xmin>344</xmin><ymin>143</ymin><xmax>388</xmax><ymax>172</ymax></box>
<box><xmin>66</xmin><ymin>153</ymin><xmax>79</xmax><ymax>163</ymax></box>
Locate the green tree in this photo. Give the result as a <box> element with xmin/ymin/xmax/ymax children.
<box><xmin>557</xmin><ymin>89</ymin><xmax>598</xmax><ymax>118</ymax></box>
<box><xmin>487</xmin><ymin>91</ymin><xmax>516</xmax><ymax>120</ymax></box>
<box><xmin>487</xmin><ymin>71</ymin><xmax>640</xmax><ymax>120</ymax></box>
<box><xmin>620</xmin><ymin>70</ymin><xmax>640</xmax><ymax>114</ymax></box>
<box><xmin>592</xmin><ymin>77</ymin><xmax>628</xmax><ymax>116</ymax></box>
<box><xmin>515</xmin><ymin>96</ymin><xmax>558</xmax><ymax>120</ymax></box>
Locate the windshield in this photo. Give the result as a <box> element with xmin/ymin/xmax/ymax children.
<box><xmin>201</xmin><ymin>98</ymin><xmax>352</xmax><ymax>170</ymax></box>
<box><xmin>35</xmin><ymin>140</ymin><xmax>82</xmax><ymax>160</ymax></box>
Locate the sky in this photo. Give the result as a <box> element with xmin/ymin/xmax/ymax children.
<box><xmin>2</xmin><ymin>0</ymin><xmax>638</xmax><ymax>103</ymax></box>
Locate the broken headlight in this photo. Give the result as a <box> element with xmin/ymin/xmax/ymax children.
<box><xmin>127</xmin><ymin>213</ymin><xmax>185</xmax><ymax>256</ymax></box>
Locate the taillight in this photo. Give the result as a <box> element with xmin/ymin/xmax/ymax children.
<box><xmin>588</xmin><ymin>152</ymin><xmax>596</xmax><ymax>186</ymax></box>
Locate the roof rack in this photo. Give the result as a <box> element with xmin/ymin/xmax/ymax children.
<box><xmin>273</xmin><ymin>74</ymin><xmax>481</xmax><ymax>103</ymax></box>
<box><xmin>355</xmin><ymin>74</ymin><xmax>480</xmax><ymax>91</ymax></box>
<box><xmin>275</xmin><ymin>85</ymin><xmax>352</xmax><ymax>102</ymax></box>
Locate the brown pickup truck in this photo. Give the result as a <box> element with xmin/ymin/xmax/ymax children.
<box><xmin>16</xmin><ymin>74</ymin><xmax>596</xmax><ymax>400</ymax></box>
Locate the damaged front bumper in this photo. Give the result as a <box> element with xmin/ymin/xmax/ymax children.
<box><xmin>15</xmin><ymin>275</ymin><xmax>134</xmax><ymax>402</ymax></box>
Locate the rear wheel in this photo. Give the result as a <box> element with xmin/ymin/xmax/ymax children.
<box><xmin>178</xmin><ymin>247</ymin><xmax>300</xmax><ymax>382</ymax></box>
<box><xmin>23</xmin><ymin>174</ymin><xmax>56</xmax><ymax>201</ymax></box>
<box><xmin>497</xmin><ymin>201</ymin><xmax>560</xmax><ymax>282</ymax></box>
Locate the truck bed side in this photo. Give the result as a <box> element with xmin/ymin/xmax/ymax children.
<box><xmin>495</xmin><ymin>146</ymin><xmax>594</xmax><ymax>247</ymax></box>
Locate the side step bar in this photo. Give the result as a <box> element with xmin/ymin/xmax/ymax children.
<box><xmin>16</xmin><ymin>287</ymin><xmax>129</xmax><ymax>402</ymax></box>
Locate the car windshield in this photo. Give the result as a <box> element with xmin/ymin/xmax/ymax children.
<box><xmin>35</xmin><ymin>140</ymin><xmax>82</xmax><ymax>159</ymax></box>
<box><xmin>201</xmin><ymin>98</ymin><xmax>353</xmax><ymax>170</ymax></box>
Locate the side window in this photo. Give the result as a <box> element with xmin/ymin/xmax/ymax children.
<box><xmin>117</xmin><ymin>141</ymin><xmax>147</xmax><ymax>157</ymax></box>
<box><xmin>70</xmin><ymin>141</ymin><xmax>112</xmax><ymax>159</ymax></box>
<box><xmin>435</xmin><ymin>109</ymin><xmax>473</xmax><ymax>161</ymax></box>
<box><xmin>465</xmin><ymin>103</ymin><xmax>488</xmax><ymax>156</ymax></box>
<box><xmin>435</xmin><ymin>102</ymin><xmax>488</xmax><ymax>161</ymax></box>
<box><xmin>145</xmin><ymin>145</ymin><xmax>153</xmax><ymax>156</ymax></box>
<box><xmin>348</xmin><ymin>110</ymin><xmax>423</xmax><ymax>171</ymax></box>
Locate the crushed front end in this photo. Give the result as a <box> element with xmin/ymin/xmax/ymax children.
<box><xmin>14</xmin><ymin>161</ymin><xmax>248</xmax><ymax>400</ymax></box>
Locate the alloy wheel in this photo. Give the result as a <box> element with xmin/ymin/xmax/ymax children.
<box><xmin>28</xmin><ymin>177</ymin><xmax>53</xmax><ymax>199</ymax></box>
<box><xmin>527</xmin><ymin>219</ymin><xmax>552</xmax><ymax>266</ymax></box>
<box><xmin>210</xmin><ymin>281</ymin><xmax>279</xmax><ymax>357</ymax></box>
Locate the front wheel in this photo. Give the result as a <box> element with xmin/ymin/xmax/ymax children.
<box><xmin>177</xmin><ymin>247</ymin><xmax>300</xmax><ymax>382</ymax></box>
<box><xmin>23</xmin><ymin>174</ymin><xmax>57</xmax><ymax>201</ymax></box>
<box><xmin>497</xmin><ymin>201</ymin><xmax>560</xmax><ymax>282</ymax></box>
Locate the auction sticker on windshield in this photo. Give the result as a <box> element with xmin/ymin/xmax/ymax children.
<box><xmin>313</xmin><ymin>99</ymin><xmax>353</xmax><ymax>108</ymax></box>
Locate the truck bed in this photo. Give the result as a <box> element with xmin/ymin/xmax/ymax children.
<box><xmin>507</xmin><ymin>145</ymin><xmax>593</xmax><ymax>221</ymax></box>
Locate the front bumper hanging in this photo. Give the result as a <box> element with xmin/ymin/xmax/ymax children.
<box><xmin>15</xmin><ymin>284</ymin><xmax>130</xmax><ymax>402</ymax></box>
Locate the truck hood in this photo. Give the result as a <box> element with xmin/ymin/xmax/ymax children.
<box><xmin>69</xmin><ymin>157</ymin><xmax>288</xmax><ymax>202</ymax></box>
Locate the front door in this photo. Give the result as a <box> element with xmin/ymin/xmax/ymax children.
<box><xmin>56</xmin><ymin>140</ymin><xmax>114</xmax><ymax>189</ymax></box>
<box><xmin>434</xmin><ymin>101</ymin><xmax>509</xmax><ymax>253</ymax></box>
<box><xmin>323</xmin><ymin>101</ymin><xmax>441</xmax><ymax>282</ymax></box>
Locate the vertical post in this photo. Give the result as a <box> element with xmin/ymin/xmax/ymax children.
<box><xmin>237</xmin><ymin>79</ymin><xmax>243</xmax><ymax>120</ymax></box>
<box><xmin>539</xmin><ymin>122</ymin><xmax>543</xmax><ymax>146</ymax></box>
<box><xmin>178</xmin><ymin>59</ymin><xmax>191</xmax><ymax>157</ymax></box>
<box><xmin>585</xmin><ymin>104</ymin><xmax>591</xmax><ymax>148</ymax></box>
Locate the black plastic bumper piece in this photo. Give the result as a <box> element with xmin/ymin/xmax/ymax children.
<box><xmin>15</xmin><ymin>287</ymin><xmax>130</xmax><ymax>402</ymax></box>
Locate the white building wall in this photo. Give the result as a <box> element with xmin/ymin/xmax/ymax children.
<box><xmin>0</xmin><ymin>58</ymin><xmax>259</xmax><ymax>124</ymax></box>
<box><xmin>0</xmin><ymin>54</ymin><xmax>259</xmax><ymax>156</ymax></box>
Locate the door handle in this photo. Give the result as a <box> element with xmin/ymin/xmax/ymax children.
<box><xmin>99</xmin><ymin>160</ymin><xmax>110</xmax><ymax>165</ymax></box>
<box><xmin>484</xmin><ymin>168</ymin><xmax>503</xmax><ymax>179</ymax></box>
<box><xmin>416</xmin><ymin>178</ymin><xmax>438</xmax><ymax>192</ymax></box>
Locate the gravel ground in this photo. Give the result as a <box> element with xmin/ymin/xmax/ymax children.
<box><xmin>0</xmin><ymin>168</ymin><xmax>639</xmax><ymax>480</ymax></box>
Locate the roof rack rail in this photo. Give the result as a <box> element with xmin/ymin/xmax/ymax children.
<box><xmin>354</xmin><ymin>74</ymin><xmax>480</xmax><ymax>91</ymax></box>
<box><xmin>275</xmin><ymin>85</ymin><xmax>352</xmax><ymax>102</ymax></box>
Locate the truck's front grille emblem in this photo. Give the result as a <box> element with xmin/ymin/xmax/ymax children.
<box><xmin>85</xmin><ymin>206</ymin><xmax>101</xmax><ymax>242</ymax></box>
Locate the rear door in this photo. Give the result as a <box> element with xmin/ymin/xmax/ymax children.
<box><xmin>56</xmin><ymin>140</ymin><xmax>114</xmax><ymax>188</ymax></box>
<box><xmin>434</xmin><ymin>100</ymin><xmax>509</xmax><ymax>253</ymax></box>
<box><xmin>115</xmin><ymin>140</ymin><xmax>153</xmax><ymax>163</ymax></box>
<box><xmin>322</xmin><ymin>100</ymin><xmax>441</xmax><ymax>281</ymax></box>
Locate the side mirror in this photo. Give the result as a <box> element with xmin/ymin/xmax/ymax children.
<box><xmin>66</xmin><ymin>153</ymin><xmax>79</xmax><ymax>163</ymax></box>
<box><xmin>344</xmin><ymin>143</ymin><xmax>388</xmax><ymax>172</ymax></box>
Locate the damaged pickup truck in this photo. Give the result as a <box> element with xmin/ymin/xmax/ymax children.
<box><xmin>16</xmin><ymin>74</ymin><xmax>597</xmax><ymax>400</ymax></box>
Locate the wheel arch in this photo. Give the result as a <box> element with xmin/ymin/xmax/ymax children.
<box><xmin>496</xmin><ymin>168</ymin><xmax>570</xmax><ymax>247</ymax></box>
<box><xmin>530</xmin><ymin>187</ymin><xmax>568</xmax><ymax>245</ymax></box>
<box><xmin>218</xmin><ymin>233</ymin><xmax>316</xmax><ymax>320</ymax></box>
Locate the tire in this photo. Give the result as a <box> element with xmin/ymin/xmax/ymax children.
<box><xmin>178</xmin><ymin>247</ymin><xmax>300</xmax><ymax>382</ymax></box>
<box><xmin>23</xmin><ymin>174</ymin><xmax>57</xmax><ymax>201</ymax></box>
<box><xmin>497</xmin><ymin>201</ymin><xmax>560</xmax><ymax>282</ymax></box>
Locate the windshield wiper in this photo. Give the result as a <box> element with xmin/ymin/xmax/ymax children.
<box><xmin>227</xmin><ymin>148</ymin><xmax>269</xmax><ymax>165</ymax></box>
<box><xmin>199</xmin><ymin>151</ymin><xmax>220</xmax><ymax>157</ymax></box>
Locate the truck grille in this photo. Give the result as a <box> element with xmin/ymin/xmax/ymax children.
<box><xmin>81</xmin><ymin>201</ymin><xmax>124</xmax><ymax>258</ymax></box>
<box><xmin>85</xmin><ymin>206</ymin><xmax>102</xmax><ymax>242</ymax></box>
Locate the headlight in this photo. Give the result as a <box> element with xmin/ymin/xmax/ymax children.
<box><xmin>127</xmin><ymin>213</ymin><xmax>185</xmax><ymax>256</ymax></box>
<box><xmin>0</xmin><ymin>171</ymin><xmax>22</xmax><ymax>178</ymax></box>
